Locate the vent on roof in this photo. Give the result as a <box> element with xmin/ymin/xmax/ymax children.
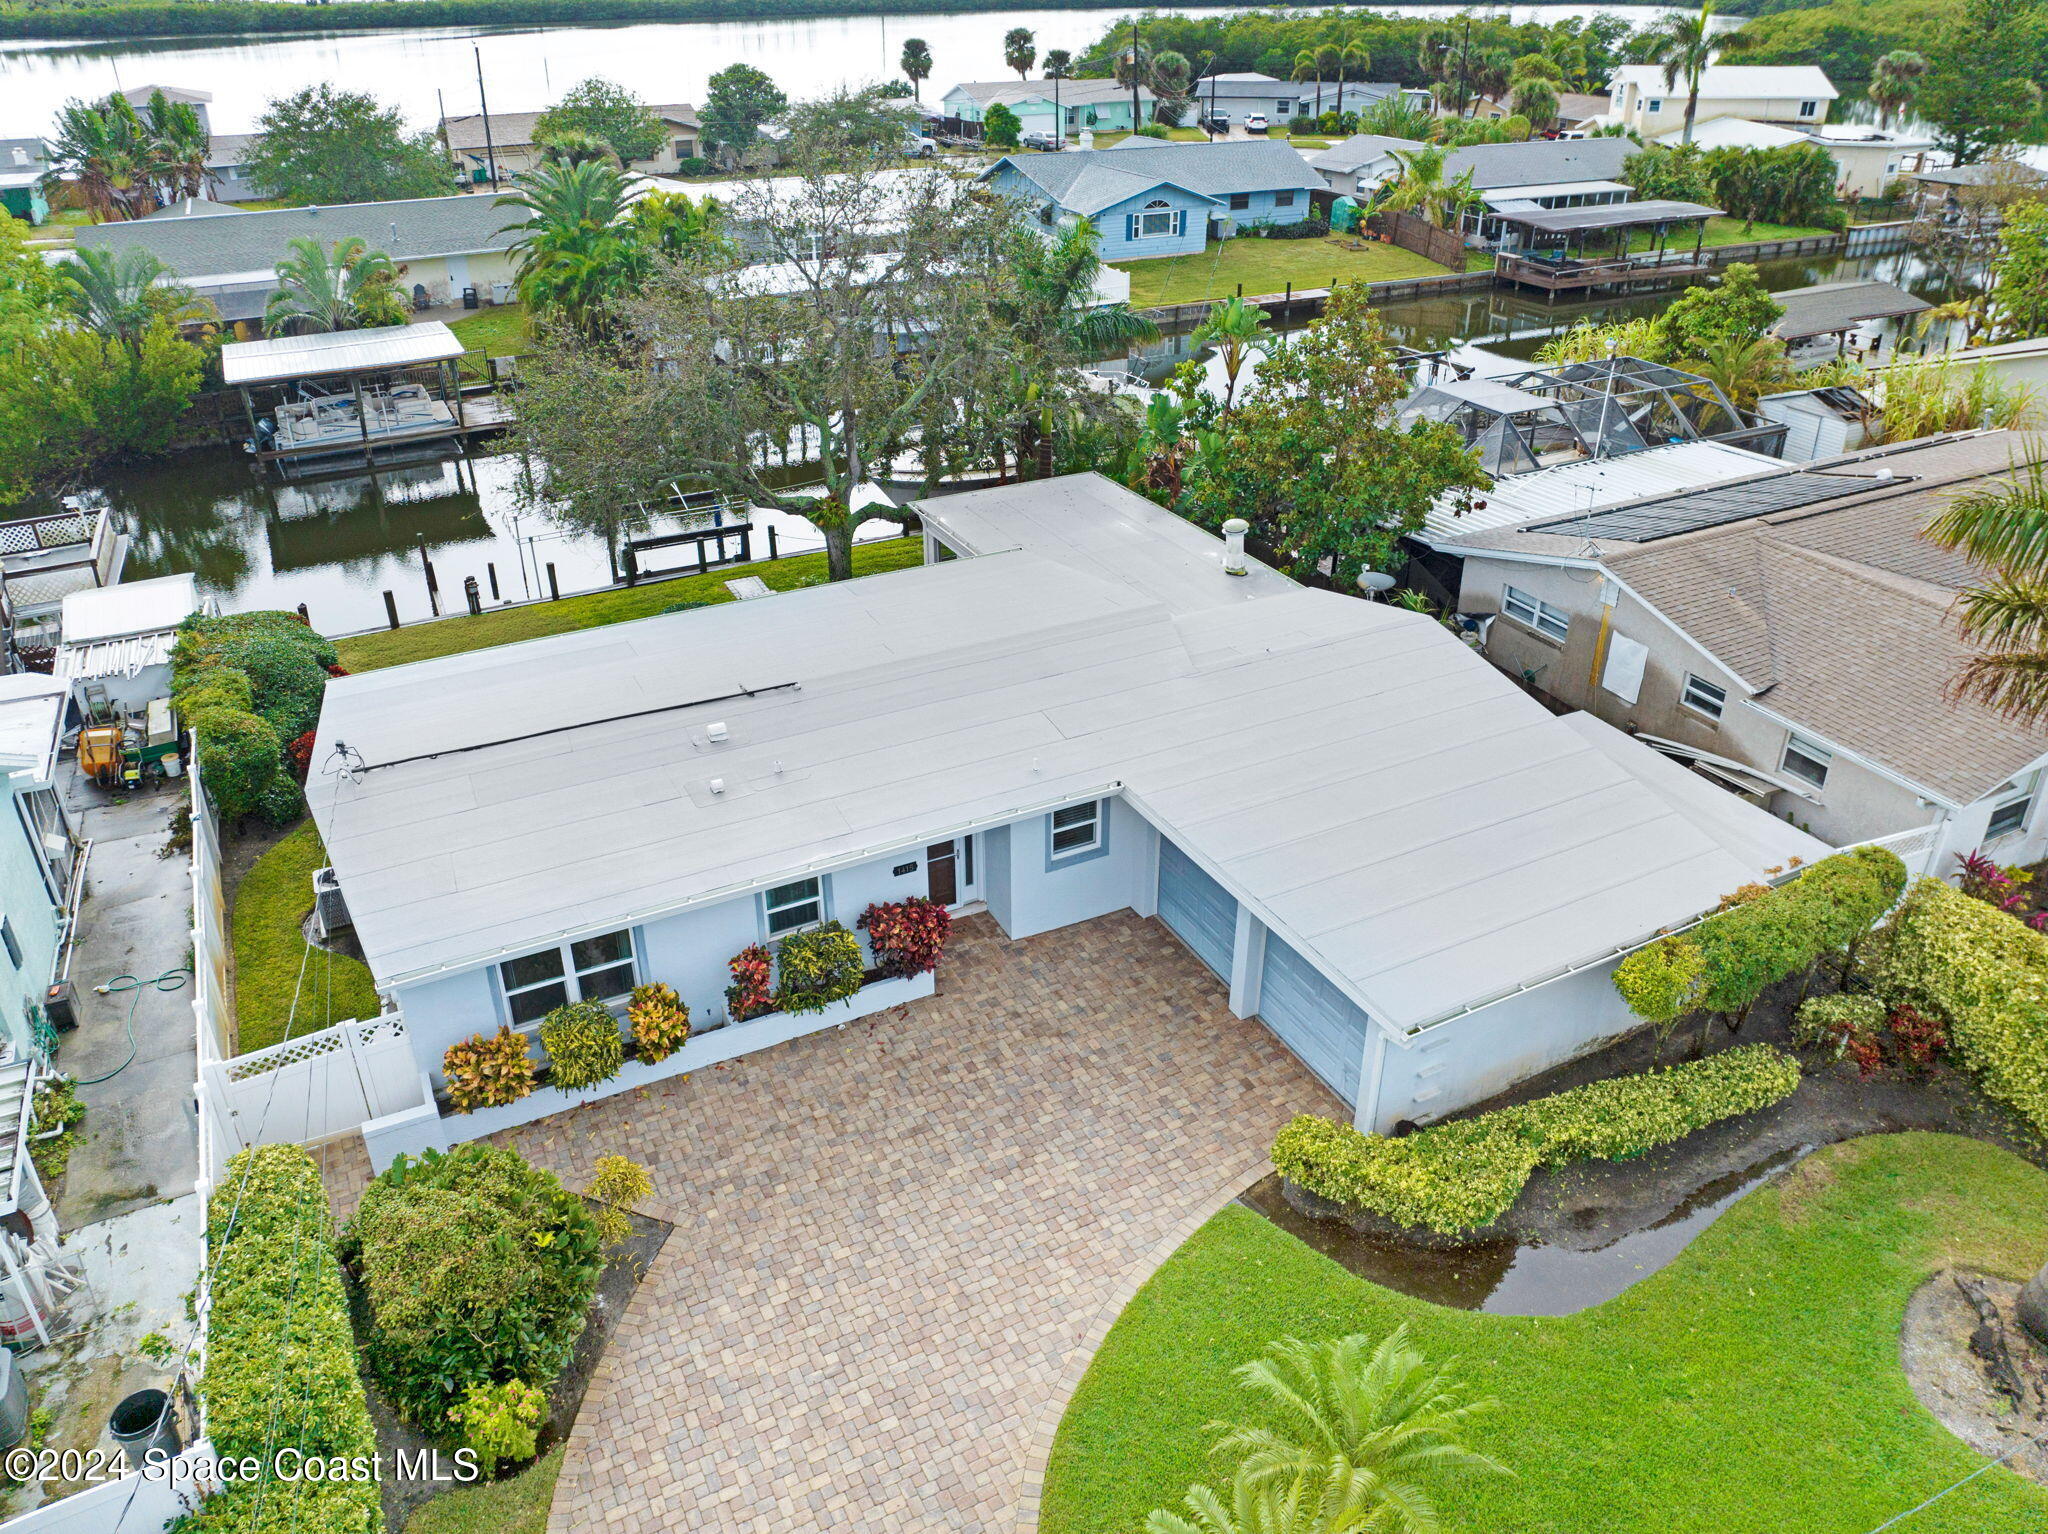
<box><xmin>1527</xmin><ymin>469</ymin><xmax>1910</xmax><ymax>543</ymax></box>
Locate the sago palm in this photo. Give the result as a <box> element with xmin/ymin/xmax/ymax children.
<box><xmin>1686</xmin><ymin>332</ymin><xmax>1792</xmax><ymax>410</ymax></box>
<box><xmin>264</xmin><ymin>235</ymin><xmax>406</xmax><ymax>335</ymax></box>
<box><xmin>1192</xmin><ymin>295</ymin><xmax>1272</xmax><ymax>412</ymax></box>
<box><xmin>1147</xmin><ymin>1457</ymin><xmax>1422</xmax><ymax>1534</ymax></box>
<box><xmin>1208</xmin><ymin>1327</ymin><xmax>1508</xmax><ymax>1523</ymax></box>
<box><xmin>1925</xmin><ymin>456</ymin><xmax>2048</xmax><ymax>725</ymax></box>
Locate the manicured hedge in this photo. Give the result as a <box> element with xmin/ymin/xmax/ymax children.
<box><xmin>1272</xmin><ymin>1044</ymin><xmax>1803</xmax><ymax>1234</ymax></box>
<box><xmin>172</xmin><ymin>610</ymin><xmax>338</xmax><ymax>821</ymax></box>
<box><xmin>1875</xmin><ymin>875</ymin><xmax>2048</xmax><ymax>1136</ymax></box>
<box><xmin>200</xmin><ymin>1144</ymin><xmax>382</xmax><ymax>1533</ymax></box>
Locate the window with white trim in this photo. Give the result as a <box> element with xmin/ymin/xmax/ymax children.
<box><xmin>1681</xmin><ymin>674</ymin><xmax>1727</xmax><ymax>720</ymax></box>
<box><xmin>764</xmin><ymin>876</ymin><xmax>825</xmax><ymax>935</ymax></box>
<box><xmin>1501</xmin><ymin>584</ymin><xmax>1570</xmax><ymax>642</ymax></box>
<box><xmin>1988</xmin><ymin>771</ymin><xmax>2039</xmax><ymax>839</ymax></box>
<box><xmin>500</xmin><ymin>929</ymin><xmax>637</xmax><ymax>1026</ymax></box>
<box><xmin>1137</xmin><ymin>199</ymin><xmax>1177</xmax><ymax>238</ymax></box>
<box><xmin>1781</xmin><ymin>733</ymin><xmax>1833</xmax><ymax>789</ymax></box>
<box><xmin>1050</xmin><ymin>801</ymin><xmax>1102</xmax><ymax>857</ymax></box>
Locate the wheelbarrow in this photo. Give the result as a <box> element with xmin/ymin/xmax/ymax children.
<box><xmin>77</xmin><ymin>725</ymin><xmax>126</xmax><ymax>789</ymax></box>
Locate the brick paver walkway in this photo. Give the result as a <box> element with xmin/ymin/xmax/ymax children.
<box><xmin>470</xmin><ymin>911</ymin><xmax>1336</xmax><ymax>1533</ymax></box>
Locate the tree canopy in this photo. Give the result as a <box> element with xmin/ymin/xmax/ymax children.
<box><xmin>533</xmin><ymin>77</ymin><xmax>666</xmax><ymax>164</ymax></box>
<box><xmin>701</xmin><ymin>63</ymin><xmax>787</xmax><ymax>165</ymax></box>
<box><xmin>245</xmin><ymin>84</ymin><xmax>451</xmax><ymax>205</ymax></box>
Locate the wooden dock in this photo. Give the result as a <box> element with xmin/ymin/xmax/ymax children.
<box><xmin>251</xmin><ymin>391</ymin><xmax>514</xmax><ymax>465</ymax></box>
<box><xmin>1494</xmin><ymin>252</ymin><xmax>1714</xmax><ymax>296</ymax></box>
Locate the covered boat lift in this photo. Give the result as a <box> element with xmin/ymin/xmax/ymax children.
<box><xmin>1492</xmin><ymin>199</ymin><xmax>1722</xmax><ymax>297</ymax></box>
<box><xmin>1769</xmin><ymin>279</ymin><xmax>1931</xmax><ymax>357</ymax></box>
<box><xmin>222</xmin><ymin>322</ymin><xmax>513</xmax><ymax>474</ymax></box>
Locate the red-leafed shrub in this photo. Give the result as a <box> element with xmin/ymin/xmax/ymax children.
<box><xmin>859</xmin><ymin>897</ymin><xmax>953</xmax><ymax>979</ymax></box>
<box><xmin>1955</xmin><ymin>849</ymin><xmax>2048</xmax><ymax>930</ymax></box>
<box><xmin>1887</xmin><ymin>1003</ymin><xmax>1946</xmax><ymax>1073</ymax></box>
<box><xmin>286</xmin><ymin>729</ymin><xmax>316</xmax><ymax>783</ymax></box>
<box><xmin>326</xmin><ymin>662</ymin><xmax>350</xmax><ymax>678</ymax></box>
<box><xmin>725</xmin><ymin>944</ymin><xmax>774</xmax><ymax>1022</ymax></box>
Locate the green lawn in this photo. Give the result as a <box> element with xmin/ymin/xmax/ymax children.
<box><xmin>231</xmin><ymin>820</ymin><xmax>381</xmax><ymax>1053</ymax></box>
<box><xmin>335</xmin><ymin>535</ymin><xmax>924</xmax><ymax>672</ymax></box>
<box><xmin>447</xmin><ymin>302</ymin><xmax>531</xmax><ymax>355</ymax></box>
<box><xmin>408</xmin><ymin>1448</ymin><xmax>563</xmax><ymax>1534</ymax></box>
<box><xmin>1117</xmin><ymin>235</ymin><xmax>1449</xmax><ymax>308</ymax></box>
<box><xmin>1615</xmin><ymin>216</ymin><xmax>1837</xmax><ymax>255</ymax></box>
<box><xmin>1044</xmin><ymin>1132</ymin><xmax>2048</xmax><ymax>1534</ymax></box>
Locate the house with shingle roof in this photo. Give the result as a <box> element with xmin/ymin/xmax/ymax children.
<box><xmin>980</xmin><ymin>139</ymin><xmax>1322</xmax><ymax>259</ymax></box>
<box><xmin>1423</xmin><ymin>429</ymin><xmax>2048</xmax><ymax>875</ymax></box>
<box><xmin>437</xmin><ymin>103</ymin><xmax>701</xmax><ymax>184</ymax></box>
<box><xmin>943</xmin><ymin>78</ymin><xmax>1158</xmax><ymax>138</ymax></box>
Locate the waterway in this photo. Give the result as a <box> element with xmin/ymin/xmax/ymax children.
<box><xmin>0</xmin><ymin>3</ymin><xmax>1696</xmax><ymax>137</ymax></box>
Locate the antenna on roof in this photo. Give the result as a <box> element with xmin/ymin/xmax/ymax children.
<box><xmin>324</xmin><ymin>741</ymin><xmax>367</xmax><ymax>786</ymax></box>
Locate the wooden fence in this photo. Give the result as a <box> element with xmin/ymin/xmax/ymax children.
<box><xmin>1371</xmin><ymin>209</ymin><xmax>1468</xmax><ymax>270</ymax></box>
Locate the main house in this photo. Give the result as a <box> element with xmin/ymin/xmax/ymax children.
<box><xmin>74</xmin><ymin>193</ymin><xmax>528</xmax><ymax>329</ymax></box>
<box><xmin>1415</xmin><ymin>429</ymin><xmax>2048</xmax><ymax>875</ymax></box>
<box><xmin>307</xmin><ymin>473</ymin><xmax>1821</xmax><ymax>1155</ymax></box>
<box><xmin>1306</xmin><ymin>135</ymin><xmax>1637</xmax><ymax>243</ymax></box>
<box><xmin>438</xmin><ymin>103</ymin><xmax>702</xmax><ymax>183</ymax></box>
<box><xmin>980</xmin><ymin>140</ymin><xmax>1323</xmax><ymax>260</ymax></box>
<box><xmin>1601</xmin><ymin>64</ymin><xmax>1838</xmax><ymax>137</ymax></box>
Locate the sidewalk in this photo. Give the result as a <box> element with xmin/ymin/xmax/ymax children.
<box><xmin>51</xmin><ymin>773</ymin><xmax>198</xmax><ymax>1229</ymax></box>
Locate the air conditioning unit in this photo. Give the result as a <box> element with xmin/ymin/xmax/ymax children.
<box><xmin>312</xmin><ymin>868</ymin><xmax>352</xmax><ymax>942</ymax></box>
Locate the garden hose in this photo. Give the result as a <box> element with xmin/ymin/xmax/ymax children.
<box><xmin>72</xmin><ymin>968</ymin><xmax>192</xmax><ymax>1086</ymax></box>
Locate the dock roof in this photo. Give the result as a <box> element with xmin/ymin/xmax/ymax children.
<box><xmin>221</xmin><ymin>322</ymin><xmax>465</xmax><ymax>386</ymax></box>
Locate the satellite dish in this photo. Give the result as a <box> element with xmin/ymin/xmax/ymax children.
<box><xmin>1358</xmin><ymin>570</ymin><xmax>1397</xmax><ymax>594</ymax></box>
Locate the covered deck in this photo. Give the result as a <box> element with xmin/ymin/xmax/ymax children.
<box><xmin>1492</xmin><ymin>199</ymin><xmax>1722</xmax><ymax>297</ymax></box>
<box><xmin>1770</xmin><ymin>279</ymin><xmax>1931</xmax><ymax>357</ymax></box>
<box><xmin>222</xmin><ymin>323</ymin><xmax>514</xmax><ymax>473</ymax></box>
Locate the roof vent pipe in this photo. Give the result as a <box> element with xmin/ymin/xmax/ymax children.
<box><xmin>1222</xmin><ymin>518</ymin><xmax>1249</xmax><ymax>577</ymax></box>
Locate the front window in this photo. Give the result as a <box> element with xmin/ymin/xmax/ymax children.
<box><xmin>765</xmin><ymin>876</ymin><xmax>824</xmax><ymax>935</ymax></box>
<box><xmin>1988</xmin><ymin>772</ymin><xmax>2038</xmax><ymax>839</ymax></box>
<box><xmin>1646</xmin><ymin>98</ymin><xmax>1663</xmax><ymax>114</ymax></box>
<box><xmin>1781</xmin><ymin>733</ymin><xmax>1833</xmax><ymax>790</ymax></box>
<box><xmin>1275</xmin><ymin>191</ymin><xmax>1296</xmax><ymax>207</ymax></box>
<box><xmin>1228</xmin><ymin>192</ymin><xmax>1251</xmax><ymax>211</ymax></box>
<box><xmin>1681</xmin><ymin>674</ymin><xmax>1727</xmax><ymax>720</ymax></box>
<box><xmin>1799</xmin><ymin>100</ymin><xmax>1818</xmax><ymax>117</ymax></box>
<box><xmin>500</xmin><ymin>928</ymin><xmax>638</xmax><ymax>1025</ymax></box>
<box><xmin>1501</xmin><ymin>584</ymin><xmax>1570</xmax><ymax>642</ymax></box>
<box><xmin>1051</xmin><ymin>801</ymin><xmax>1102</xmax><ymax>857</ymax></box>
<box><xmin>1139</xmin><ymin>199</ymin><xmax>1176</xmax><ymax>237</ymax></box>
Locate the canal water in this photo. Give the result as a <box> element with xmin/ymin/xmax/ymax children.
<box><xmin>83</xmin><ymin>243</ymin><xmax>1964</xmax><ymax>636</ymax></box>
<box><xmin>0</xmin><ymin>3</ymin><xmax>1695</xmax><ymax>139</ymax></box>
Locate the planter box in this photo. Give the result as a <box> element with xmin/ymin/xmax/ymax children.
<box><xmin>437</xmin><ymin>969</ymin><xmax>938</xmax><ymax>1144</ymax></box>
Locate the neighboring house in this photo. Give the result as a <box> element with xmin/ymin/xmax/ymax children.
<box><xmin>0</xmin><ymin>500</ymin><xmax>127</xmax><ymax>653</ymax></box>
<box><xmin>205</xmin><ymin>132</ymin><xmax>265</xmax><ymax>204</ymax></box>
<box><xmin>438</xmin><ymin>104</ymin><xmax>702</xmax><ymax>183</ymax></box>
<box><xmin>1658</xmin><ymin>116</ymin><xmax>1934</xmax><ymax>200</ymax></box>
<box><xmin>1907</xmin><ymin>159</ymin><xmax>2048</xmax><ymax>219</ymax></box>
<box><xmin>1475</xmin><ymin>90</ymin><xmax>1610</xmax><ymax>129</ymax></box>
<box><xmin>0</xmin><ymin>138</ymin><xmax>48</xmax><ymax>225</ymax></box>
<box><xmin>1305</xmin><ymin>134</ymin><xmax>1422</xmax><ymax>197</ymax></box>
<box><xmin>980</xmin><ymin>140</ymin><xmax>1323</xmax><ymax>260</ymax></box>
<box><xmin>1427</xmin><ymin>430</ymin><xmax>2048</xmax><ymax>874</ymax></box>
<box><xmin>1438</xmin><ymin>136</ymin><xmax>1637</xmax><ymax>241</ymax></box>
<box><xmin>117</xmin><ymin>83</ymin><xmax>214</xmax><ymax>133</ymax></box>
<box><xmin>1190</xmin><ymin>72</ymin><xmax>1408</xmax><ymax>125</ymax></box>
<box><xmin>306</xmin><ymin>471</ymin><xmax>1821</xmax><ymax>1147</ymax></box>
<box><xmin>0</xmin><ymin>673</ymin><xmax>78</xmax><ymax>1063</ymax></box>
<box><xmin>1603</xmin><ymin>65</ymin><xmax>1837</xmax><ymax>136</ymax></box>
<box><xmin>74</xmin><ymin>193</ymin><xmax>529</xmax><ymax>329</ymax></box>
<box><xmin>942</xmin><ymin>78</ymin><xmax>1158</xmax><ymax>137</ymax></box>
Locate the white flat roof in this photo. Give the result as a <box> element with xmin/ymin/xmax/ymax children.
<box><xmin>60</xmin><ymin>573</ymin><xmax>198</xmax><ymax>645</ymax></box>
<box><xmin>1418</xmin><ymin>377</ymin><xmax>1558</xmax><ymax>415</ymax></box>
<box><xmin>221</xmin><ymin>322</ymin><xmax>465</xmax><ymax>386</ymax></box>
<box><xmin>0</xmin><ymin>674</ymin><xmax>70</xmax><ymax>781</ymax></box>
<box><xmin>310</xmin><ymin>473</ymin><xmax>1824</xmax><ymax>1034</ymax></box>
<box><xmin>1421</xmin><ymin>441</ymin><xmax>1787</xmax><ymax>541</ymax></box>
<box><xmin>1485</xmin><ymin>178</ymin><xmax>1631</xmax><ymax>203</ymax></box>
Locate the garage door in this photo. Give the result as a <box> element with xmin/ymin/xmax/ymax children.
<box><xmin>1258</xmin><ymin>933</ymin><xmax>1370</xmax><ymax>1105</ymax></box>
<box><xmin>1158</xmin><ymin>841</ymin><xmax>1235</xmax><ymax>982</ymax></box>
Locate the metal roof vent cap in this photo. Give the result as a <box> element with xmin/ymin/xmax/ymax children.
<box><xmin>706</xmin><ymin>721</ymin><xmax>730</xmax><ymax>743</ymax></box>
<box><xmin>1222</xmin><ymin>518</ymin><xmax>1249</xmax><ymax>576</ymax></box>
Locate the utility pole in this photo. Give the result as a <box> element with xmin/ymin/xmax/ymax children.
<box><xmin>1457</xmin><ymin>16</ymin><xmax>1473</xmax><ymax>119</ymax></box>
<box><xmin>474</xmin><ymin>45</ymin><xmax>500</xmax><ymax>191</ymax></box>
<box><xmin>1128</xmin><ymin>17</ymin><xmax>1141</xmax><ymax>133</ymax></box>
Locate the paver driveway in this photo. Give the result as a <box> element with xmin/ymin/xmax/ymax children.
<box><xmin>493</xmin><ymin>911</ymin><xmax>1335</xmax><ymax>1533</ymax></box>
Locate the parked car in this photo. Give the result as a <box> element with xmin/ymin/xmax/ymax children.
<box><xmin>1200</xmin><ymin>113</ymin><xmax>1230</xmax><ymax>134</ymax></box>
<box><xmin>1020</xmin><ymin>132</ymin><xmax>1062</xmax><ymax>152</ymax></box>
<box><xmin>904</xmin><ymin>131</ymin><xmax>938</xmax><ymax>158</ymax></box>
<box><xmin>1244</xmin><ymin>113</ymin><xmax>1271</xmax><ymax>133</ymax></box>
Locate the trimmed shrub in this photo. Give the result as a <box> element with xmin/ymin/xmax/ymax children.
<box><xmin>1611</xmin><ymin>935</ymin><xmax>1705</xmax><ymax>1028</ymax></box>
<box><xmin>1272</xmin><ymin>1044</ymin><xmax>1802</xmax><ymax>1234</ymax></box>
<box><xmin>342</xmin><ymin>1144</ymin><xmax>602</xmax><ymax>1435</ymax></box>
<box><xmin>725</xmin><ymin>943</ymin><xmax>774</xmax><ymax>1022</ymax></box>
<box><xmin>627</xmin><ymin>982</ymin><xmax>690</xmax><ymax>1062</ymax></box>
<box><xmin>859</xmin><ymin>897</ymin><xmax>952</xmax><ymax>979</ymax></box>
<box><xmin>673</xmin><ymin>155</ymin><xmax>712</xmax><ymax>176</ymax></box>
<box><xmin>1873</xmin><ymin>875</ymin><xmax>2048</xmax><ymax>1134</ymax></box>
<box><xmin>1793</xmin><ymin>992</ymin><xmax>1887</xmax><ymax>1053</ymax></box>
<box><xmin>173</xmin><ymin>1479</ymin><xmax>381</xmax><ymax>1534</ymax></box>
<box><xmin>774</xmin><ymin>922</ymin><xmax>864</xmax><ymax>1014</ymax></box>
<box><xmin>188</xmin><ymin>707</ymin><xmax>283</xmax><ymax>821</ymax></box>
<box><xmin>539</xmin><ymin>1000</ymin><xmax>624</xmax><ymax>1091</ymax></box>
<box><xmin>447</xmin><ymin>1378</ymin><xmax>545</xmax><ymax>1475</ymax></box>
<box><xmin>172</xmin><ymin>610</ymin><xmax>339</xmax><ymax>742</ymax></box>
<box><xmin>442</xmin><ymin>1024</ymin><xmax>536</xmax><ymax>1112</ymax></box>
<box><xmin>200</xmin><ymin>1145</ymin><xmax>381</xmax><ymax>1533</ymax></box>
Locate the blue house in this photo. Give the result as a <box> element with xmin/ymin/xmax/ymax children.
<box><xmin>0</xmin><ymin>676</ymin><xmax>75</xmax><ymax>1060</ymax></box>
<box><xmin>980</xmin><ymin>140</ymin><xmax>1324</xmax><ymax>261</ymax></box>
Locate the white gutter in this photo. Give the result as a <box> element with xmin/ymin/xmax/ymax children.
<box><xmin>1629</xmin><ymin>731</ymin><xmax>1820</xmax><ymax>802</ymax></box>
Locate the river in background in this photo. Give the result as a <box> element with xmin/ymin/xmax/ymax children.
<box><xmin>87</xmin><ymin>243</ymin><xmax>1962</xmax><ymax>637</ymax></box>
<box><xmin>0</xmin><ymin>4</ymin><xmax>1695</xmax><ymax>136</ymax></box>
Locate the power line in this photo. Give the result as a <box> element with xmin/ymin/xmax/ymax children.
<box><xmin>1863</xmin><ymin>1428</ymin><xmax>2048</xmax><ymax>1532</ymax></box>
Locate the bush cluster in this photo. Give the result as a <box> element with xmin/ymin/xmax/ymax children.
<box><xmin>1272</xmin><ymin>1044</ymin><xmax>1802</xmax><ymax>1234</ymax></box>
<box><xmin>627</xmin><ymin>981</ymin><xmax>690</xmax><ymax>1061</ymax></box>
<box><xmin>341</xmin><ymin>1145</ymin><xmax>602</xmax><ymax>1436</ymax></box>
<box><xmin>772</xmin><ymin>922</ymin><xmax>865</xmax><ymax>1014</ymax></box>
<box><xmin>199</xmin><ymin>1145</ymin><xmax>381</xmax><ymax>1533</ymax></box>
<box><xmin>1872</xmin><ymin>875</ymin><xmax>2048</xmax><ymax>1134</ymax></box>
<box><xmin>171</xmin><ymin>611</ymin><xmax>339</xmax><ymax>822</ymax></box>
<box><xmin>1244</xmin><ymin>217</ymin><xmax>1333</xmax><ymax>240</ymax></box>
<box><xmin>538</xmin><ymin>1000</ymin><xmax>624</xmax><ymax>1090</ymax></box>
<box><xmin>858</xmin><ymin>897</ymin><xmax>952</xmax><ymax>979</ymax></box>
<box><xmin>442</xmin><ymin>1024</ymin><xmax>537</xmax><ymax>1113</ymax></box>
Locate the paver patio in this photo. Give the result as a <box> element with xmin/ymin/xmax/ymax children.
<box><xmin>442</xmin><ymin>911</ymin><xmax>1334</xmax><ymax>1532</ymax></box>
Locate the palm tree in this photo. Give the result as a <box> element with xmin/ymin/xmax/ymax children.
<box><xmin>1208</xmin><ymin>1328</ymin><xmax>1507</xmax><ymax>1509</ymax></box>
<box><xmin>56</xmin><ymin>246</ymin><xmax>206</xmax><ymax>343</ymax></box>
<box><xmin>899</xmin><ymin>38</ymin><xmax>933</xmax><ymax>103</ymax></box>
<box><xmin>497</xmin><ymin>157</ymin><xmax>644</xmax><ymax>337</ymax></box>
<box><xmin>263</xmin><ymin>236</ymin><xmax>406</xmax><ymax>335</ymax></box>
<box><xmin>1509</xmin><ymin>78</ymin><xmax>1561</xmax><ymax>135</ymax></box>
<box><xmin>1044</xmin><ymin>49</ymin><xmax>1072</xmax><ymax>143</ymax></box>
<box><xmin>1003</xmin><ymin>26</ymin><xmax>1037</xmax><ymax>81</ymax></box>
<box><xmin>1385</xmin><ymin>145</ymin><xmax>1482</xmax><ymax>231</ymax></box>
<box><xmin>137</xmin><ymin>88</ymin><xmax>211</xmax><ymax>204</ymax></box>
<box><xmin>537</xmin><ymin>126</ymin><xmax>624</xmax><ymax>167</ymax></box>
<box><xmin>1147</xmin><ymin>1457</ymin><xmax>1420</xmax><ymax>1534</ymax></box>
<box><xmin>1341</xmin><ymin>44</ymin><xmax>1371</xmax><ymax>113</ymax></box>
<box><xmin>1358</xmin><ymin>96</ymin><xmax>1435</xmax><ymax>143</ymax></box>
<box><xmin>1192</xmin><ymin>296</ymin><xmax>1272</xmax><ymax>413</ymax></box>
<box><xmin>624</xmin><ymin>187</ymin><xmax>723</xmax><ymax>259</ymax></box>
<box><xmin>1643</xmin><ymin>0</ymin><xmax>1753</xmax><ymax>145</ymax></box>
<box><xmin>1115</xmin><ymin>28</ymin><xmax>1154</xmax><ymax>132</ymax></box>
<box><xmin>1014</xmin><ymin>216</ymin><xmax>1157</xmax><ymax>354</ymax></box>
<box><xmin>1687</xmin><ymin>333</ymin><xmax>1792</xmax><ymax>410</ymax></box>
<box><xmin>1869</xmin><ymin>50</ymin><xmax>1928</xmax><ymax>131</ymax></box>
<box><xmin>1291</xmin><ymin>52</ymin><xmax>1320</xmax><ymax>125</ymax></box>
<box><xmin>1152</xmin><ymin>51</ymin><xmax>1196</xmax><ymax>128</ymax></box>
<box><xmin>1925</xmin><ymin>459</ymin><xmax>2048</xmax><ymax>725</ymax></box>
<box><xmin>43</xmin><ymin>95</ymin><xmax>152</xmax><ymax>221</ymax></box>
<box><xmin>1470</xmin><ymin>50</ymin><xmax>1514</xmax><ymax>116</ymax></box>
